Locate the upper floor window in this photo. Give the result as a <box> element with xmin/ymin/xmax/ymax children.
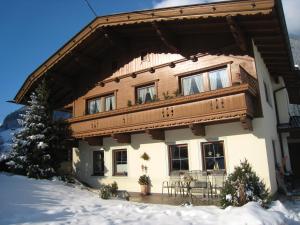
<box><xmin>104</xmin><ymin>95</ymin><xmax>116</xmax><ymax>111</ymax></box>
<box><xmin>181</xmin><ymin>74</ymin><xmax>205</xmax><ymax>96</ymax></box>
<box><xmin>136</xmin><ymin>84</ymin><xmax>156</xmax><ymax>104</ymax></box>
<box><xmin>87</xmin><ymin>94</ymin><xmax>116</xmax><ymax>115</ymax></box>
<box><xmin>180</xmin><ymin>67</ymin><xmax>230</xmax><ymax>96</ymax></box>
<box><xmin>202</xmin><ymin>141</ymin><xmax>225</xmax><ymax>171</ymax></box>
<box><xmin>87</xmin><ymin>98</ymin><xmax>101</xmax><ymax>114</ymax></box>
<box><xmin>208</xmin><ymin>68</ymin><xmax>230</xmax><ymax>90</ymax></box>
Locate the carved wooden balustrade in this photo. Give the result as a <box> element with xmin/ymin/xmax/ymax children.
<box><xmin>67</xmin><ymin>74</ymin><xmax>258</xmax><ymax>143</ymax></box>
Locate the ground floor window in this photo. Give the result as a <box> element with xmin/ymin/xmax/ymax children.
<box><xmin>169</xmin><ymin>144</ymin><xmax>189</xmax><ymax>172</ymax></box>
<box><xmin>202</xmin><ymin>141</ymin><xmax>225</xmax><ymax>171</ymax></box>
<box><xmin>113</xmin><ymin>149</ymin><xmax>128</xmax><ymax>176</ymax></box>
<box><xmin>93</xmin><ymin>151</ymin><xmax>104</xmax><ymax>176</ymax></box>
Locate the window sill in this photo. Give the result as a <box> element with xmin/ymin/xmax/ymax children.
<box><xmin>113</xmin><ymin>174</ymin><xmax>128</xmax><ymax>177</ymax></box>
<box><xmin>91</xmin><ymin>174</ymin><xmax>104</xmax><ymax>177</ymax></box>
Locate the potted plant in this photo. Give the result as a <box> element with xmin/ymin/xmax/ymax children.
<box><xmin>138</xmin><ymin>174</ymin><xmax>151</xmax><ymax>195</ymax></box>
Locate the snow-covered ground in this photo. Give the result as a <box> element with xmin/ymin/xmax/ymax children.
<box><xmin>0</xmin><ymin>173</ymin><xmax>299</xmax><ymax>225</ymax></box>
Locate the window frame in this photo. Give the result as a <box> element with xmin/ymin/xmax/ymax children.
<box><xmin>86</xmin><ymin>92</ymin><xmax>116</xmax><ymax>115</ymax></box>
<box><xmin>104</xmin><ymin>94</ymin><xmax>116</xmax><ymax>112</ymax></box>
<box><xmin>179</xmin><ymin>66</ymin><xmax>231</xmax><ymax>96</ymax></box>
<box><xmin>86</xmin><ymin>97</ymin><xmax>101</xmax><ymax>115</ymax></box>
<box><xmin>93</xmin><ymin>151</ymin><xmax>104</xmax><ymax>176</ymax></box>
<box><xmin>135</xmin><ymin>83</ymin><xmax>157</xmax><ymax>104</ymax></box>
<box><xmin>201</xmin><ymin>141</ymin><xmax>226</xmax><ymax>172</ymax></box>
<box><xmin>207</xmin><ymin>67</ymin><xmax>231</xmax><ymax>91</ymax></box>
<box><xmin>168</xmin><ymin>144</ymin><xmax>189</xmax><ymax>174</ymax></box>
<box><xmin>113</xmin><ymin>149</ymin><xmax>128</xmax><ymax>176</ymax></box>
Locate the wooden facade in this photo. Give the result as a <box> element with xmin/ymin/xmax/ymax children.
<box><xmin>14</xmin><ymin>0</ymin><xmax>298</xmax><ymax>141</ymax></box>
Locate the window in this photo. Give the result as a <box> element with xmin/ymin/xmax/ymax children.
<box><xmin>136</xmin><ymin>84</ymin><xmax>156</xmax><ymax>104</ymax></box>
<box><xmin>179</xmin><ymin>67</ymin><xmax>230</xmax><ymax>96</ymax></box>
<box><xmin>202</xmin><ymin>141</ymin><xmax>225</xmax><ymax>171</ymax></box>
<box><xmin>86</xmin><ymin>94</ymin><xmax>116</xmax><ymax>114</ymax></box>
<box><xmin>208</xmin><ymin>68</ymin><xmax>230</xmax><ymax>90</ymax></box>
<box><xmin>181</xmin><ymin>74</ymin><xmax>205</xmax><ymax>96</ymax></box>
<box><xmin>264</xmin><ymin>81</ymin><xmax>272</xmax><ymax>106</ymax></box>
<box><xmin>87</xmin><ymin>98</ymin><xmax>101</xmax><ymax>114</ymax></box>
<box><xmin>169</xmin><ymin>144</ymin><xmax>189</xmax><ymax>172</ymax></box>
<box><xmin>93</xmin><ymin>151</ymin><xmax>104</xmax><ymax>176</ymax></box>
<box><xmin>104</xmin><ymin>95</ymin><xmax>116</xmax><ymax>111</ymax></box>
<box><xmin>113</xmin><ymin>149</ymin><xmax>128</xmax><ymax>176</ymax></box>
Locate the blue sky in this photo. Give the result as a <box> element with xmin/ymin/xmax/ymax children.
<box><xmin>0</xmin><ymin>0</ymin><xmax>299</xmax><ymax>124</ymax></box>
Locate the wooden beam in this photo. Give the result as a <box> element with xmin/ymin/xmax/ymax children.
<box><xmin>151</xmin><ymin>21</ymin><xmax>179</xmax><ymax>53</ymax></box>
<box><xmin>189</xmin><ymin>124</ymin><xmax>205</xmax><ymax>136</ymax></box>
<box><xmin>84</xmin><ymin>136</ymin><xmax>103</xmax><ymax>146</ymax></box>
<box><xmin>240</xmin><ymin>116</ymin><xmax>253</xmax><ymax>131</ymax></box>
<box><xmin>226</xmin><ymin>16</ymin><xmax>247</xmax><ymax>52</ymax></box>
<box><xmin>111</xmin><ymin>133</ymin><xmax>131</xmax><ymax>143</ymax></box>
<box><xmin>145</xmin><ymin>129</ymin><xmax>165</xmax><ymax>140</ymax></box>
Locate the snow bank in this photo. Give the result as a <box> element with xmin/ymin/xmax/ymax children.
<box><xmin>0</xmin><ymin>173</ymin><xmax>299</xmax><ymax>225</ymax></box>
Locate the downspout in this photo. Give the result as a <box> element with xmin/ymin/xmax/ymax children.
<box><xmin>273</xmin><ymin>86</ymin><xmax>286</xmax><ymax>170</ymax></box>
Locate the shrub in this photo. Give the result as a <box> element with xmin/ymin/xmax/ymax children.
<box><xmin>220</xmin><ymin>160</ymin><xmax>270</xmax><ymax>208</ymax></box>
<box><xmin>100</xmin><ymin>185</ymin><xmax>112</xmax><ymax>199</ymax></box>
<box><xmin>99</xmin><ymin>181</ymin><xmax>118</xmax><ymax>199</ymax></box>
<box><xmin>138</xmin><ymin>175</ymin><xmax>150</xmax><ymax>185</ymax></box>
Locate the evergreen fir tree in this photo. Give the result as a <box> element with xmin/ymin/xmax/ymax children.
<box><xmin>7</xmin><ymin>80</ymin><xmax>56</xmax><ymax>178</ymax></box>
<box><xmin>220</xmin><ymin>160</ymin><xmax>270</xmax><ymax>208</ymax></box>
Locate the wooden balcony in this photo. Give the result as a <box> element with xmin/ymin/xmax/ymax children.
<box><xmin>67</xmin><ymin>72</ymin><xmax>258</xmax><ymax>142</ymax></box>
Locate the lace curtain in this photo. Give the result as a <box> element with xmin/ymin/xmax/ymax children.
<box><xmin>88</xmin><ymin>99</ymin><xmax>101</xmax><ymax>114</ymax></box>
<box><xmin>105</xmin><ymin>95</ymin><xmax>115</xmax><ymax>111</ymax></box>
<box><xmin>209</xmin><ymin>68</ymin><xmax>229</xmax><ymax>90</ymax></box>
<box><xmin>182</xmin><ymin>74</ymin><xmax>204</xmax><ymax>96</ymax></box>
<box><xmin>138</xmin><ymin>85</ymin><xmax>155</xmax><ymax>103</ymax></box>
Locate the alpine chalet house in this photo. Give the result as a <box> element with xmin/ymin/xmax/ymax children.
<box><xmin>14</xmin><ymin>0</ymin><xmax>300</xmax><ymax>194</ymax></box>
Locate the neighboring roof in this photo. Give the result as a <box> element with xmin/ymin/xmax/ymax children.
<box><xmin>14</xmin><ymin>0</ymin><xmax>299</xmax><ymax>104</ymax></box>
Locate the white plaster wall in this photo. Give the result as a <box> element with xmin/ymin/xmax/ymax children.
<box><xmin>252</xmin><ymin>42</ymin><xmax>288</xmax><ymax>193</ymax></box>
<box><xmin>73</xmin><ymin>120</ymin><xmax>277</xmax><ymax>193</ymax></box>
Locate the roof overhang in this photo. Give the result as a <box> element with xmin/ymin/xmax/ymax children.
<box><xmin>14</xmin><ymin>0</ymin><xmax>300</xmax><ymax>105</ymax></box>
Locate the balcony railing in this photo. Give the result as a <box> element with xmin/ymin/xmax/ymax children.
<box><xmin>68</xmin><ymin>77</ymin><xmax>257</xmax><ymax>139</ymax></box>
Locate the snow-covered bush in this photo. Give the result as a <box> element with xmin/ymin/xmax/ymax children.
<box><xmin>220</xmin><ymin>160</ymin><xmax>270</xmax><ymax>208</ymax></box>
<box><xmin>99</xmin><ymin>182</ymin><xmax>119</xmax><ymax>199</ymax></box>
